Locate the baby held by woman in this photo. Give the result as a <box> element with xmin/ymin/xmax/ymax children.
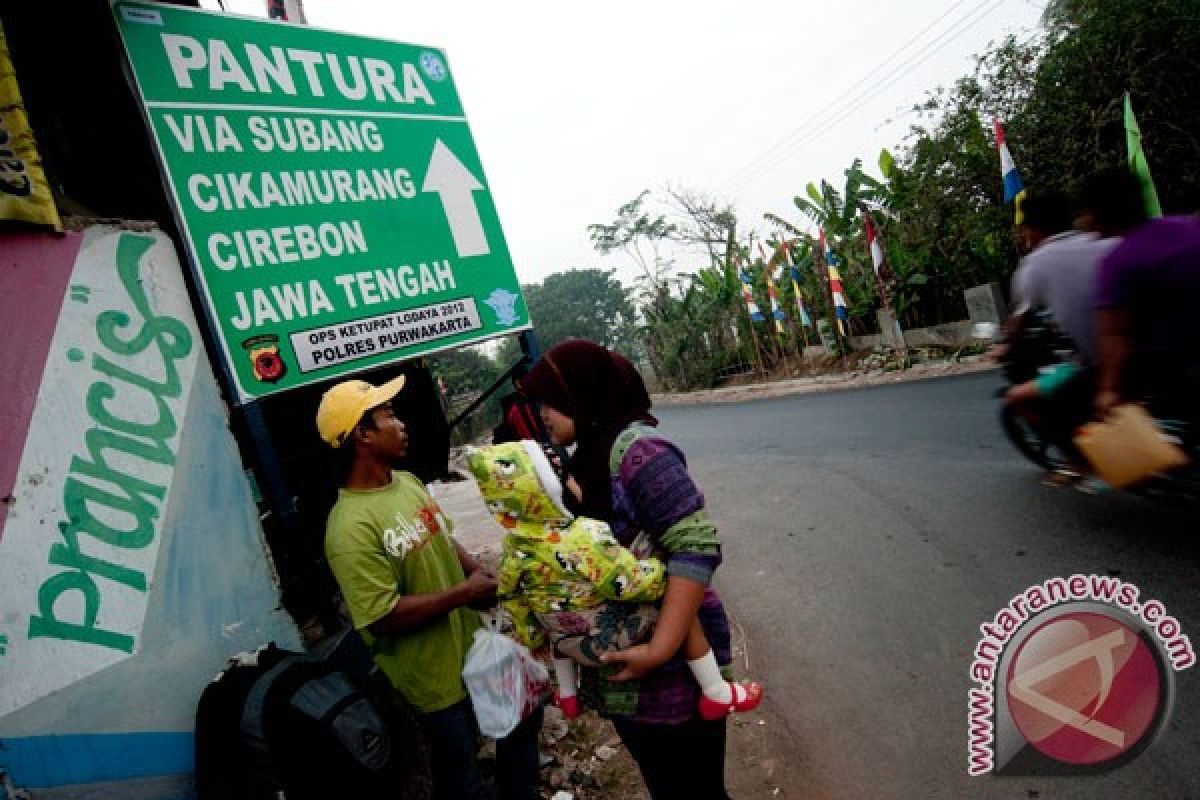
<box><xmin>467</xmin><ymin>441</ymin><xmax>761</xmax><ymax>720</ymax></box>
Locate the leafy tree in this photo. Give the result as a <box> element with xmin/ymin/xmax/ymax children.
<box><xmin>586</xmin><ymin>190</ymin><xmax>681</xmax><ymax>383</ymax></box>
<box><xmin>767</xmin><ymin>158</ymin><xmax>892</xmax><ymax>333</ymax></box>
<box><xmin>791</xmin><ymin>158</ymin><xmax>890</xmax><ymax>238</ymax></box>
<box><xmin>587</xmin><ymin>189</ymin><xmax>678</xmax><ymax>286</ymax></box>
<box><xmin>1024</xmin><ymin>0</ymin><xmax>1200</xmax><ymax>213</ymax></box>
<box><xmin>518</xmin><ymin>268</ymin><xmax>638</xmax><ymax>354</ymax></box>
<box><xmin>427</xmin><ymin>345</ymin><xmax>505</xmax><ymax>444</ymax></box>
<box><xmin>882</xmin><ymin>36</ymin><xmax>1039</xmax><ymax>325</ymax></box>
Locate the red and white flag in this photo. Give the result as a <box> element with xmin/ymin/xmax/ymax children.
<box><xmin>862</xmin><ymin>210</ymin><xmax>885</xmax><ymax>276</ymax></box>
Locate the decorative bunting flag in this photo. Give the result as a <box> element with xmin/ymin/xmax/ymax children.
<box><xmin>735</xmin><ymin>252</ymin><xmax>764</xmax><ymax>322</ymax></box>
<box><xmin>783</xmin><ymin>242</ymin><xmax>811</xmax><ymax>327</ymax></box>
<box><xmin>767</xmin><ymin>276</ymin><xmax>785</xmax><ymax>335</ymax></box>
<box><xmin>820</xmin><ymin>229</ymin><xmax>848</xmax><ymax>334</ymax></box>
<box><xmin>819</xmin><ymin>228</ymin><xmax>841</xmax><ymax>269</ymax></box>
<box><xmin>759</xmin><ymin>243</ymin><xmax>786</xmax><ymax>335</ymax></box>
<box><xmin>790</xmin><ymin>267</ymin><xmax>812</xmax><ymax>327</ymax></box>
<box><xmin>993</xmin><ymin>119</ymin><xmax>1026</xmax><ymax>224</ymax></box>
<box><xmin>828</xmin><ymin>266</ymin><xmax>849</xmax><ymax>335</ymax></box>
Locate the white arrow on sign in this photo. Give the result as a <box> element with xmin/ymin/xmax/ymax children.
<box><xmin>422</xmin><ymin>139</ymin><xmax>490</xmax><ymax>258</ymax></box>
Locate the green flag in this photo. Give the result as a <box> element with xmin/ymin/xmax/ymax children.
<box><xmin>1124</xmin><ymin>92</ymin><xmax>1163</xmax><ymax>218</ymax></box>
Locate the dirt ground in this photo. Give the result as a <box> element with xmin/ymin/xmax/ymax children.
<box><xmin>651</xmin><ymin>354</ymin><xmax>996</xmax><ymax>408</ymax></box>
<box><xmin>529</xmin><ymin>616</ymin><xmax>779</xmax><ymax>800</ymax></box>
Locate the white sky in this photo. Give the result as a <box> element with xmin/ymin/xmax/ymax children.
<box><xmin>202</xmin><ymin>0</ymin><xmax>1048</xmax><ymax>286</ymax></box>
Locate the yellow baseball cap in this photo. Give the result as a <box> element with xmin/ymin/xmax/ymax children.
<box><xmin>315</xmin><ymin>376</ymin><xmax>407</xmax><ymax>448</ymax></box>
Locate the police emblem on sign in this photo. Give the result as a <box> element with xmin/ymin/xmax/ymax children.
<box><xmin>242</xmin><ymin>333</ymin><xmax>288</xmax><ymax>383</ymax></box>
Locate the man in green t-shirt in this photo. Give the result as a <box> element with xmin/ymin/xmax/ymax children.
<box><xmin>317</xmin><ymin>376</ymin><xmax>542</xmax><ymax>800</ymax></box>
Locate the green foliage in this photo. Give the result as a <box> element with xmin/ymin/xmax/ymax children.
<box><xmin>1023</xmin><ymin>0</ymin><xmax>1200</xmax><ymax>213</ymax></box>
<box><xmin>586</xmin><ymin>189</ymin><xmax>678</xmax><ymax>284</ymax></box>
<box><xmin>784</xmin><ymin>158</ymin><xmax>893</xmax><ymax>333</ymax></box>
<box><xmin>585</xmin><ymin>189</ymin><xmax>770</xmax><ymax>390</ymax></box>
<box><xmin>878</xmin><ymin>148</ymin><xmax>897</xmax><ymax>179</ymax></box>
<box><xmin>518</xmin><ymin>268</ymin><xmax>638</xmax><ymax>354</ymax></box>
<box><xmin>873</xmin><ymin>2</ymin><xmax>1200</xmax><ymax>328</ymax></box>
<box><xmin>430</xmin><ymin>345</ymin><xmax>501</xmax><ymax>396</ymax></box>
<box><xmin>875</xmin><ymin>35</ymin><xmax>1038</xmax><ymax>325</ymax></box>
<box><xmin>427</xmin><ymin>345</ymin><xmax>505</xmax><ymax>445</ymax></box>
<box><xmin>495</xmin><ymin>268</ymin><xmax>638</xmax><ymax>377</ymax></box>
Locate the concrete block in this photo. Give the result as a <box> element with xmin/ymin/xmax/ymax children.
<box><xmin>848</xmin><ymin>333</ymin><xmax>883</xmax><ymax>350</ymax></box>
<box><xmin>876</xmin><ymin>309</ymin><xmax>907</xmax><ymax>349</ymax></box>
<box><xmin>816</xmin><ymin>319</ymin><xmax>839</xmax><ymax>352</ymax></box>
<box><xmin>963</xmin><ymin>282</ymin><xmax>1008</xmax><ymax>325</ymax></box>
<box><xmin>903</xmin><ymin>320</ymin><xmax>975</xmax><ymax>348</ymax></box>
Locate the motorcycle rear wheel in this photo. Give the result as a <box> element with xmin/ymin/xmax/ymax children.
<box><xmin>999</xmin><ymin>405</ymin><xmax>1068</xmax><ymax>473</ymax></box>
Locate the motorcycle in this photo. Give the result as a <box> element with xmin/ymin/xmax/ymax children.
<box><xmin>981</xmin><ymin>313</ymin><xmax>1200</xmax><ymax>506</ymax></box>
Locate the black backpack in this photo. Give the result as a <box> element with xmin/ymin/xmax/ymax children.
<box><xmin>195</xmin><ymin>644</ymin><xmax>402</xmax><ymax>800</ymax></box>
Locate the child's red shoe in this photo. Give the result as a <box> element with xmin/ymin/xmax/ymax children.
<box><xmin>698</xmin><ymin>681</ymin><xmax>763</xmax><ymax>720</ymax></box>
<box><xmin>554</xmin><ymin>691</ymin><xmax>581</xmax><ymax>720</ymax></box>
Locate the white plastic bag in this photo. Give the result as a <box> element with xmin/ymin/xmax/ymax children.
<box><xmin>462</xmin><ymin>623</ymin><xmax>549</xmax><ymax>738</ymax></box>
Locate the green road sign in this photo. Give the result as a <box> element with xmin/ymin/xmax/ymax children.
<box><xmin>112</xmin><ymin>1</ymin><xmax>529</xmax><ymax>402</ymax></box>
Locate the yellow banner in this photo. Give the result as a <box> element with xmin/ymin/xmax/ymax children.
<box><xmin>0</xmin><ymin>22</ymin><xmax>60</xmax><ymax>229</ymax></box>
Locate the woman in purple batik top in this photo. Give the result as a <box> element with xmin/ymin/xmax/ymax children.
<box><xmin>521</xmin><ymin>339</ymin><xmax>760</xmax><ymax>800</ymax></box>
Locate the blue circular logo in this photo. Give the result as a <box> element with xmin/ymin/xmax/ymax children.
<box><xmin>419</xmin><ymin>51</ymin><xmax>448</xmax><ymax>82</ymax></box>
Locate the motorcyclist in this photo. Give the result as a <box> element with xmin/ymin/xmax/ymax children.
<box><xmin>1001</xmin><ymin>190</ymin><xmax>1117</xmax><ymax>470</ymax></box>
<box><xmin>1084</xmin><ymin>169</ymin><xmax>1200</xmax><ymax>420</ymax></box>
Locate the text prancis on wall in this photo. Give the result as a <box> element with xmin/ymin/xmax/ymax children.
<box><xmin>27</xmin><ymin>235</ymin><xmax>194</xmax><ymax>655</ymax></box>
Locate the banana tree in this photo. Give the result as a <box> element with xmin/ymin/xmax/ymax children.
<box><xmin>792</xmin><ymin>158</ymin><xmax>890</xmax><ymax>238</ymax></box>
<box><xmin>781</xmin><ymin>158</ymin><xmax>896</xmax><ymax>334</ymax></box>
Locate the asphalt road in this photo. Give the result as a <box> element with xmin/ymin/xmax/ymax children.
<box><xmin>656</xmin><ymin>371</ymin><xmax>1199</xmax><ymax>800</ymax></box>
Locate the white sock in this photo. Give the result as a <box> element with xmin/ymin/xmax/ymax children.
<box><xmin>688</xmin><ymin>649</ymin><xmax>732</xmax><ymax>704</ymax></box>
<box><xmin>553</xmin><ymin>656</ymin><xmax>578</xmax><ymax>698</ymax></box>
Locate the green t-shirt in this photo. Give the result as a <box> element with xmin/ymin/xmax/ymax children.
<box><xmin>325</xmin><ymin>471</ymin><xmax>481</xmax><ymax>713</ymax></box>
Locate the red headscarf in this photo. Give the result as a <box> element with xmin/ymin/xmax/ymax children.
<box><xmin>520</xmin><ymin>340</ymin><xmax>656</xmax><ymax>518</ymax></box>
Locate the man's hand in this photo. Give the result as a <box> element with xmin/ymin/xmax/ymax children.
<box><xmin>1095</xmin><ymin>388</ymin><xmax>1121</xmax><ymax>419</ymax></box>
<box><xmin>464</xmin><ymin>568</ymin><xmax>498</xmax><ymax>610</ymax></box>
<box><xmin>600</xmin><ymin>643</ymin><xmax>668</xmax><ymax>682</ymax></box>
<box><xmin>370</xmin><ymin>567</ymin><xmax>497</xmax><ymax>636</ymax></box>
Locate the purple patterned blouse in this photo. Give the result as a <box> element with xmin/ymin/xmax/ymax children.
<box><xmin>604</xmin><ymin>429</ymin><xmax>732</xmax><ymax>724</ymax></box>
